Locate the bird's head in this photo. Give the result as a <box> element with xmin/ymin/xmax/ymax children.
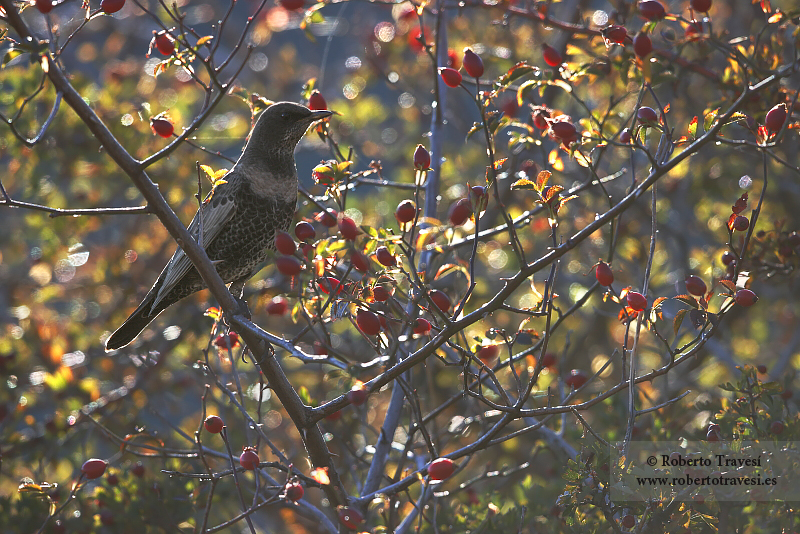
<box><xmin>245</xmin><ymin>102</ymin><xmax>332</xmax><ymax>162</ymax></box>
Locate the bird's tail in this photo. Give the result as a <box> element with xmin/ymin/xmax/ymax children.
<box><xmin>104</xmin><ymin>293</ymin><xmax>161</xmax><ymax>351</ymax></box>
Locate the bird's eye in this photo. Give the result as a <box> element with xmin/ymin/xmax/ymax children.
<box><xmin>281</xmin><ymin>111</ymin><xmax>290</xmax><ymax>120</ymax></box>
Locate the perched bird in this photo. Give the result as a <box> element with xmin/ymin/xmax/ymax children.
<box><xmin>105</xmin><ymin>102</ymin><xmax>332</xmax><ymax>351</ymax></box>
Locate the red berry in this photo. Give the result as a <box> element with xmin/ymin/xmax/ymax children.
<box><xmin>685</xmin><ymin>275</ymin><xmax>707</xmax><ymax>296</ymax></box>
<box><xmin>275</xmin><ymin>256</ymin><xmax>302</xmax><ymax>276</ymax></box>
<box><xmin>372</xmin><ymin>284</ymin><xmax>392</xmax><ymax>302</ymax></box>
<box><xmin>788</xmin><ymin>232</ymin><xmax>800</xmax><ymax>247</ymax></box>
<box><xmin>770</xmin><ymin>420</ymin><xmax>785</xmax><ymax>435</ymax></box>
<box><xmin>131</xmin><ymin>461</ymin><xmax>145</xmax><ymax>478</ymax></box>
<box><xmin>627</xmin><ymin>291</ymin><xmax>648</xmax><ymax>311</ymax></box>
<box><xmin>266</xmin><ymin>296</ymin><xmax>289</xmax><ymax>316</ymax></box>
<box><xmin>285</xmin><ymin>481</ymin><xmax>304</xmax><ymax>501</ymax></box>
<box><xmin>638</xmin><ymin>0</ymin><xmax>666</xmax><ymax>20</ymax></box>
<box><xmin>413</xmin><ymin>144</ymin><xmax>431</xmax><ymax>170</ymax></box>
<box><xmin>348</xmin><ymin>250</ymin><xmax>368</xmax><ymax>273</ymax></box>
<box><xmin>414</xmin><ymin>318</ymin><xmax>432</xmax><ymax>335</ymax></box>
<box><xmin>619</xmin><ymin>128</ymin><xmax>632</xmax><ymax>143</ymax></box>
<box><xmin>239</xmin><ymin>448</ymin><xmax>259</xmax><ymax>470</ymax></box>
<box><xmin>470</xmin><ymin>185</ymin><xmax>487</xmax><ymax>205</ymax></box>
<box><xmin>100</xmin><ymin>509</ymin><xmax>114</xmax><ymax>526</ymax></box>
<box><xmin>542</xmin><ymin>43</ymin><xmax>562</xmax><ymax>67</ymax></box>
<box><xmin>757</xmin><ymin>364</ymin><xmax>767</xmax><ymax>374</ymax></box>
<box><xmin>347</xmin><ymin>384</ymin><xmax>368</xmax><ymax>406</ymax></box>
<box><xmin>275</xmin><ymin>231</ymin><xmax>296</xmax><ymax>255</ymax></box>
<box><xmin>765</xmin><ymin>103</ymin><xmax>788</xmax><ymax>134</ymax></box>
<box><xmin>101</xmin><ymin>0</ymin><xmax>125</xmax><ymax>13</ymax></box>
<box><xmin>339</xmin><ymin>217</ymin><xmax>360</xmax><ymax>241</ymax></box>
<box><xmin>395</xmin><ymin>199</ymin><xmax>417</xmax><ymax>223</ymax></box>
<box><xmin>337</xmin><ymin>507</ymin><xmax>364</xmax><ymax>529</ymax></box>
<box><xmin>540</xmin><ymin>352</ymin><xmax>557</xmax><ymax>368</ymax></box>
<box><xmin>691</xmin><ymin>0</ymin><xmax>711</xmax><ymax>11</ymax></box>
<box><xmin>153</xmin><ymin>31</ymin><xmax>175</xmax><ymax>56</ymax></box>
<box><xmin>733</xmin><ymin>215</ymin><xmax>749</xmax><ymax>232</ymax></box>
<box><xmin>294</xmin><ymin>221</ymin><xmax>316</xmax><ymax>242</ymax></box>
<box><xmin>107</xmin><ymin>473</ymin><xmax>119</xmax><ymax>486</ymax></box>
<box><xmin>430</xmin><ymin>290</ymin><xmax>452</xmax><ymax>313</ymax></box>
<box><xmin>317</xmin><ymin>276</ymin><xmax>340</xmax><ymax>294</ymax></box>
<box><xmin>532</xmin><ymin>108</ymin><xmax>551</xmax><ymax>130</ymax></box>
<box><xmin>428</xmin><ymin>457</ymin><xmax>456</xmax><ymax>481</ymax></box>
<box><xmin>308</xmin><ymin>90</ymin><xmax>326</xmax><ymax>110</ymax></box>
<box><xmin>204</xmin><ymin>415</ymin><xmax>224</xmax><ymax>434</ymax></box>
<box><xmin>375</xmin><ymin>246</ymin><xmax>395</xmax><ymax>267</ymax></box>
<box><xmin>315</xmin><ymin>210</ymin><xmax>338</xmax><ymax>228</ymax></box>
<box><xmin>550</xmin><ymin>120</ymin><xmax>577</xmax><ymax>140</ymax></box>
<box><xmin>279</xmin><ymin>0</ymin><xmax>305</xmax><ymax>9</ymax></box>
<box><xmin>462</xmin><ymin>48</ymin><xmax>484</xmax><ymax>78</ymax></box>
<box><xmin>356</xmin><ymin>310</ymin><xmax>381</xmax><ymax>336</ymax></box>
<box><xmin>81</xmin><ymin>458</ymin><xmax>108</xmax><ymax>480</ymax></box>
<box><xmin>707</xmin><ymin>428</ymin><xmax>721</xmax><ymax>441</ymax></box>
<box><xmin>595</xmin><ymin>261</ymin><xmax>614</xmax><ymax>286</ymax></box>
<box><xmin>312</xmin><ymin>164</ymin><xmax>335</xmax><ymax>186</ymax></box>
<box><xmin>633</xmin><ymin>32</ymin><xmax>653</xmax><ymax>58</ymax></box>
<box><xmin>721</xmin><ymin>251</ymin><xmax>735</xmax><ymax>265</ymax></box>
<box><xmin>780</xmin><ymin>389</ymin><xmax>793</xmax><ymax>400</ymax></box>
<box><xmin>35</xmin><ymin>0</ymin><xmax>53</xmax><ymax>13</ymax></box>
<box><xmin>477</xmin><ymin>344</ymin><xmax>500</xmax><ymax>364</ymax></box>
<box><xmin>313</xmin><ymin>341</ymin><xmax>327</xmax><ymax>355</ymax></box>
<box><xmin>214</xmin><ymin>331</ymin><xmax>239</xmax><ymax>348</ymax></box>
<box><xmin>621</xmin><ymin>514</ymin><xmax>636</xmax><ymax>529</ymax></box>
<box><xmin>439</xmin><ymin>67</ymin><xmax>463</xmax><ymax>88</ymax></box>
<box><xmin>734</xmin><ymin>288</ymin><xmax>758</xmax><ymax>307</ymax></box>
<box><xmin>603</xmin><ymin>25</ymin><xmax>628</xmax><ymax>44</ymax></box>
<box><xmin>448</xmin><ymin>198</ymin><xmax>473</xmax><ymax>226</ymax></box>
<box><xmin>685</xmin><ymin>21</ymin><xmax>703</xmax><ymax>40</ymax></box>
<box><xmin>637</xmin><ymin>106</ymin><xmax>658</xmax><ymax>125</ymax></box>
<box><xmin>150</xmin><ymin>117</ymin><xmax>174</xmax><ymax>138</ymax></box>
<box><xmin>565</xmin><ymin>369</ymin><xmax>589</xmax><ymax>389</ymax></box>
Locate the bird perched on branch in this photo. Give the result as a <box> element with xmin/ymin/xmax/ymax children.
<box><xmin>105</xmin><ymin>102</ymin><xmax>332</xmax><ymax>351</ymax></box>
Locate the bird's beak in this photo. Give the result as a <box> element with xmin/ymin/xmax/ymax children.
<box><xmin>309</xmin><ymin>109</ymin><xmax>333</xmax><ymax>122</ymax></box>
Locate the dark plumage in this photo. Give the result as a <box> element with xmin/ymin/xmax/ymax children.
<box><xmin>105</xmin><ymin>102</ymin><xmax>332</xmax><ymax>351</ymax></box>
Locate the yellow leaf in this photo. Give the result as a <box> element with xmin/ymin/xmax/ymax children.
<box><xmin>574</xmin><ymin>150</ymin><xmax>591</xmax><ymax>167</ymax></box>
<box><xmin>536</xmin><ymin>170</ymin><xmax>551</xmax><ymax>191</ymax></box>
<box><xmin>510</xmin><ymin>177</ymin><xmax>537</xmax><ymax>190</ymax></box>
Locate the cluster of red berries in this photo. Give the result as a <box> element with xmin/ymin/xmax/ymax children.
<box><xmin>439</xmin><ymin>47</ymin><xmax>484</xmax><ymax>87</ymax></box>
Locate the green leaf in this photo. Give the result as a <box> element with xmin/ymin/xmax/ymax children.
<box><xmin>688</xmin><ymin>116</ymin><xmax>698</xmax><ymax>139</ymax></box>
<box><xmin>2</xmin><ymin>48</ymin><xmax>24</xmax><ymax>69</ymax></box>
<box><xmin>673</xmin><ymin>294</ymin><xmax>699</xmax><ymax>309</ymax></box>
<box><xmin>510</xmin><ymin>177</ymin><xmax>537</xmax><ymax>190</ymax></box>
<box><xmin>466</xmin><ymin>121</ymin><xmax>485</xmax><ymax>140</ymax></box>
<box><xmin>704</xmin><ymin>107</ymin><xmax>719</xmax><ymax>131</ymax></box>
<box><xmin>516</xmin><ymin>80</ymin><xmax>539</xmax><ymax>106</ymax></box>
<box><xmin>673</xmin><ymin>308</ymin><xmax>688</xmax><ymax>335</ymax></box>
<box><xmin>498</xmin><ymin>62</ymin><xmax>536</xmax><ymax>87</ymax></box>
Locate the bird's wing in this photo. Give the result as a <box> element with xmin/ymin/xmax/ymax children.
<box><xmin>151</xmin><ymin>182</ymin><xmax>238</xmax><ymax>311</ymax></box>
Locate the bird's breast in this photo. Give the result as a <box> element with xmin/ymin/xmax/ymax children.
<box><xmin>238</xmin><ymin>164</ymin><xmax>298</xmax><ymax>203</ymax></box>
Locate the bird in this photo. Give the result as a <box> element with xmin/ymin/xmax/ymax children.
<box><xmin>105</xmin><ymin>102</ymin><xmax>332</xmax><ymax>351</ymax></box>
